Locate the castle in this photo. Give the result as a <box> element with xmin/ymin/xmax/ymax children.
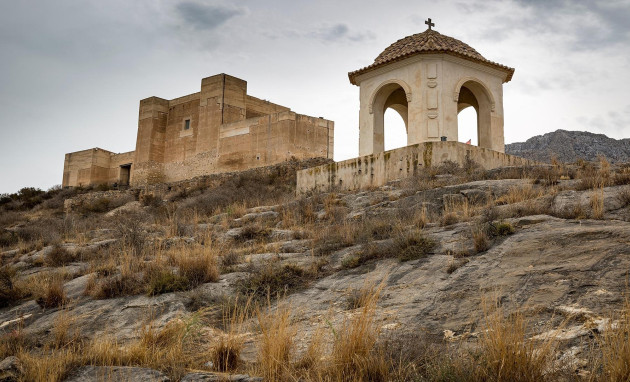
<box><xmin>62</xmin><ymin>74</ymin><xmax>334</xmax><ymax>187</ymax></box>
<box><xmin>64</xmin><ymin>21</ymin><xmax>536</xmax><ymax>192</ymax></box>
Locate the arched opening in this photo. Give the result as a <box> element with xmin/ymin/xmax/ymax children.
<box><xmin>456</xmin><ymin>80</ymin><xmax>493</xmax><ymax>149</ymax></box>
<box><xmin>384</xmin><ymin>105</ymin><xmax>407</xmax><ymax>151</ymax></box>
<box><xmin>371</xmin><ymin>83</ymin><xmax>409</xmax><ymax>153</ymax></box>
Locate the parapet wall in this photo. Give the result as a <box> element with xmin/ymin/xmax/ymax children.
<box><xmin>296</xmin><ymin>142</ymin><xmax>538</xmax><ymax>194</ymax></box>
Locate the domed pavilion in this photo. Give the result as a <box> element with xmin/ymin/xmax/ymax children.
<box><xmin>349</xmin><ymin>19</ymin><xmax>514</xmax><ymax>155</ymax></box>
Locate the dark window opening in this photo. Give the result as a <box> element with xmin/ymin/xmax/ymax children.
<box><xmin>184</xmin><ymin>119</ymin><xmax>191</xmax><ymax>130</ymax></box>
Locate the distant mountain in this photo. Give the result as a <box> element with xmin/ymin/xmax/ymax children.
<box><xmin>505</xmin><ymin>130</ymin><xmax>630</xmax><ymax>163</ymax></box>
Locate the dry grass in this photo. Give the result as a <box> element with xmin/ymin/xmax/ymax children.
<box><xmin>476</xmin><ymin>302</ymin><xmax>560</xmax><ymax>382</ymax></box>
<box><xmin>17</xmin><ymin>312</ymin><xmax>206</xmax><ymax>381</ymax></box>
<box><xmin>329</xmin><ymin>281</ymin><xmax>386</xmax><ymax>381</ymax></box>
<box><xmin>472</xmin><ymin>224</ymin><xmax>491</xmax><ymax>253</ymax></box>
<box><xmin>495</xmin><ymin>184</ymin><xmax>544</xmax><ymax>205</ymax></box>
<box><xmin>256</xmin><ymin>301</ymin><xmax>297</xmax><ymax>381</ymax></box>
<box><xmin>591</xmin><ymin>185</ymin><xmax>605</xmax><ymax>220</ymax></box>
<box><xmin>0</xmin><ymin>266</ymin><xmax>23</xmax><ymax>308</ymax></box>
<box><xmin>210</xmin><ymin>296</ymin><xmax>251</xmax><ymax>372</ymax></box>
<box><xmin>597</xmin><ymin>298</ymin><xmax>630</xmax><ymax>381</ymax></box>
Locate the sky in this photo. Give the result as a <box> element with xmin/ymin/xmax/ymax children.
<box><xmin>0</xmin><ymin>0</ymin><xmax>629</xmax><ymax>194</ymax></box>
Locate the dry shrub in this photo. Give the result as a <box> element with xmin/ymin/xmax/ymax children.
<box><xmin>169</xmin><ymin>244</ymin><xmax>219</xmax><ymax>287</ymax></box>
<box><xmin>257</xmin><ymin>302</ymin><xmax>297</xmax><ymax>380</ymax></box>
<box><xmin>596</xmin><ymin>298</ymin><xmax>630</xmax><ymax>381</ymax></box>
<box><xmin>472</xmin><ymin>224</ymin><xmax>490</xmax><ymax>253</ymax></box>
<box><xmin>495</xmin><ymin>184</ymin><xmax>543</xmax><ymax>205</ymax></box>
<box><xmin>343</xmin><ymin>230</ymin><xmax>435</xmax><ymax>268</ymax></box>
<box><xmin>441</xmin><ymin>211</ymin><xmax>460</xmax><ymax>226</ymax></box>
<box><xmin>330</xmin><ymin>281</ymin><xmax>386</xmax><ymax>381</ymax></box>
<box><xmin>211</xmin><ymin>297</ymin><xmax>251</xmax><ymax>372</ymax></box>
<box><xmin>446</xmin><ymin>258</ymin><xmax>469</xmax><ymax>274</ymax></box>
<box><xmin>112</xmin><ymin>211</ymin><xmax>147</xmax><ymax>255</ymax></box>
<box><xmin>577</xmin><ymin>156</ymin><xmax>612</xmax><ymax>190</ymax></box>
<box><xmin>36</xmin><ymin>277</ymin><xmax>66</xmax><ymax>308</ymax></box>
<box><xmin>45</xmin><ymin>244</ymin><xmax>76</xmax><ymax>266</ymax></box>
<box><xmin>533</xmin><ymin>165</ymin><xmax>560</xmax><ymax>186</ymax></box>
<box><xmin>281</xmin><ymin>196</ymin><xmax>320</xmax><ymax>226</ymax></box>
<box><xmin>590</xmin><ymin>186</ymin><xmax>605</xmax><ymax>219</ymax></box>
<box><xmin>477</xmin><ymin>303</ymin><xmax>559</xmax><ymax>382</ymax></box>
<box><xmin>313</xmin><ymin>222</ymin><xmax>361</xmax><ymax>256</ymax></box>
<box><xmin>0</xmin><ymin>267</ymin><xmax>23</xmax><ymax>307</ymax></box>
<box><xmin>239</xmin><ymin>261</ymin><xmax>307</xmax><ymax>301</ymax></box>
<box><xmin>235</xmin><ymin>223</ymin><xmax>271</xmax><ymax>243</ymax></box>
<box><xmin>144</xmin><ymin>266</ymin><xmax>189</xmax><ymax>296</ymax></box>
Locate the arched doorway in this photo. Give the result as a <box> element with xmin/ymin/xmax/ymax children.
<box><xmin>371</xmin><ymin>83</ymin><xmax>409</xmax><ymax>153</ymax></box>
<box><xmin>455</xmin><ymin>80</ymin><xmax>494</xmax><ymax>149</ymax></box>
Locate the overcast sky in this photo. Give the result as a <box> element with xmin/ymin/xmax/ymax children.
<box><xmin>1</xmin><ymin>0</ymin><xmax>629</xmax><ymax>194</ymax></box>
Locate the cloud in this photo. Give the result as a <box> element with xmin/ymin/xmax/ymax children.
<box><xmin>175</xmin><ymin>1</ymin><xmax>245</xmax><ymax>30</ymax></box>
<box><xmin>475</xmin><ymin>0</ymin><xmax>630</xmax><ymax>50</ymax></box>
<box><xmin>307</xmin><ymin>23</ymin><xmax>376</xmax><ymax>43</ymax></box>
<box><xmin>577</xmin><ymin>104</ymin><xmax>630</xmax><ymax>137</ymax></box>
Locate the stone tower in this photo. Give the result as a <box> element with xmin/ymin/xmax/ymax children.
<box><xmin>349</xmin><ymin>22</ymin><xmax>515</xmax><ymax>156</ymax></box>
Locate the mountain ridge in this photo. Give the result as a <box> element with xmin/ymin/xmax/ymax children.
<box><xmin>505</xmin><ymin>129</ymin><xmax>630</xmax><ymax>163</ymax></box>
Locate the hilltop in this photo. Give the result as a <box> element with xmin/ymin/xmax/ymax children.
<box><xmin>506</xmin><ymin>129</ymin><xmax>630</xmax><ymax>163</ymax></box>
<box><xmin>1</xmin><ymin>158</ymin><xmax>630</xmax><ymax>381</ymax></box>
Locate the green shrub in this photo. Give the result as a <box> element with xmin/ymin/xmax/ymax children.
<box><xmin>397</xmin><ymin>235</ymin><xmax>436</xmax><ymax>262</ymax></box>
<box><xmin>145</xmin><ymin>269</ymin><xmax>189</xmax><ymax>296</ymax></box>
<box><xmin>491</xmin><ymin>221</ymin><xmax>515</xmax><ymax>236</ymax></box>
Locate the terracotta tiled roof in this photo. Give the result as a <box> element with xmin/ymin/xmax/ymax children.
<box><xmin>348</xmin><ymin>29</ymin><xmax>515</xmax><ymax>85</ymax></box>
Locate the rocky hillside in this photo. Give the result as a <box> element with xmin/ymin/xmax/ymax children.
<box><xmin>506</xmin><ymin>129</ymin><xmax>630</xmax><ymax>163</ymax></box>
<box><xmin>1</xmin><ymin>159</ymin><xmax>630</xmax><ymax>381</ymax></box>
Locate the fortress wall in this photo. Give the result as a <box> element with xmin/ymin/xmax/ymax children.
<box><xmin>154</xmin><ymin>112</ymin><xmax>334</xmax><ymax>183</ymax></box>
<box><xmin>296</xmin><ymin>142</ymin><xmax>537</xmax><ymax>194</ymax></box>
<box><xmin>108</xmin><ymin>151</ymin><xmax>135</xmax><ymax>183</ymax></box>
<box><xmin>163</xmin><ymin>98</ymin><xmax>201</xmax><ymax>163</ymax></box>
<box><xmin>245</xmin><ymin>95</ymin><xmax>290</xmax><ymax>118</ymax></box>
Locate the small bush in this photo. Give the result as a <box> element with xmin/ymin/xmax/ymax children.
<box><xmin>234</xmin><ymin>223</ymin><xmax>271</xmax><ymax>243</ymax></box>
<box><xmin>145</xmin><ymin>268</ymin><xmax>189</xmax><ymax>296</ymax></box>
<box><xmin>489</xmin><ymin>221</ymin><xmax>515</xmax><ymax>236</ymax></box>
<box><xmin>0</xmin><ymin>230</ymin><xmax>18</xmax><ymax>248</ymax></box>
<box><xmin>257</xmin><ymin>303</ymin><xmax>296</xmax><ymax>381</ymax></box>
<box><xmin>441</xmin><ymin>212</ymin><xmax>459</xmax><ymax>226</ymax></box>
<box><xmin>80</xmin><ymin>197</ymin><xmax>111</xmax><ymax>214</ymax></box>
<box><xmin>88</xmin><ymin>273</ymin><xmax>142</xmax><ymax>299</ymax></box>
<box><xmin>45</xmin><ymin>244</ymin><xmax>76</xmax><ymax>266</ymax></box>
<box><xmin>36</xmin><ymin>278</ymin><xmax>66</xmax><ymax>308</ymax></box>
<box><xmin>239</xmin><ymin>262</ymin><xmax>306</xmax><ymax>301</ymax></box>
<box><xmin>172</xmin><ymin>248</ymin><xmax>219</xmax><ymax>287</ymax></box>
<box><xmin>472</xmin><ymin>225</ymin><xmax>490</xmax><ymax>253</ymax></box>
<box><xmin>0</xmin><ymin>267</ymin><xmax>22</xmax><ymax>308</ymax></box>
<box><xmin>397</xmin><ymin>234</ymin><xmax>436</xmax><ymax>262</ymax></box>
<box><xmin>344</xmin><ymin>231</ymin><xmax>435</xmax><ymax>268</ymax></box>
<box><xmin>211</xmin><ymin>297</ymin><xmax>250</xmax><ymax>372</ymax></box>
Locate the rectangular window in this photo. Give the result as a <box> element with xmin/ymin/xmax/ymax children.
<box><xmin>184</xmin><ymin>119</ymin><xmax>190</xmax><ymax>130</ymax></box>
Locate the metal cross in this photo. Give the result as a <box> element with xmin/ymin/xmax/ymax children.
<box><xmin>425</xmin><ymin>18</ymin><xmax>435</xmax><ymax>30</ymax></box>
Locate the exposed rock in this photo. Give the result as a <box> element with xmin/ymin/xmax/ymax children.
<box><xmin>64</xmin><ymin>366</ymin><xmax>169</xmax><ymax>382</ymax></box>
<box><xmin>0</xmin><ymin>356</ymin><xmax>23</xmax><ymax>381</ymax></box>
<box><xmin>104</xmin><ymin>201</ymin><xmax>143</xmax><ymax>217</ymax></box>
<box><xmin>278</xmin><ymin>239</ymin><xmax>311</xmax><ymax>253</ymax></box>
<box><xmin>181</xmin><ymin>373</ymin><xmax>262</xmax><ymax>382</ymax></box>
